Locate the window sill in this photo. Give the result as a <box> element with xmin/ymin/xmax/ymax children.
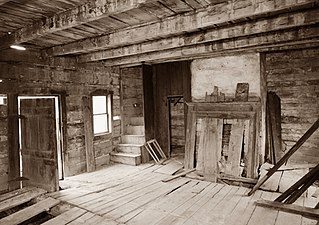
<box><xmin>93</xmin><ymin>132</ymin><xmax>112</xmax><ymax>140</ymax></box>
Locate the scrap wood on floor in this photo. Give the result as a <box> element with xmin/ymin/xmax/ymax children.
<box><xmin>154</xmin><ymin>158</ymin><xmax>184</xmax><ymax>175</ymax></box>
<box><xmin>0</xmin><ymin>163</ymin><xmax>316</xmax><ymax>225</ymax></box>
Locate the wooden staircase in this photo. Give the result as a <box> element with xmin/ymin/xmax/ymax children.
<box><xmin>110</xmin><ymin>117</ymin><xmax>147</xmax><ymax>166</ymax></box>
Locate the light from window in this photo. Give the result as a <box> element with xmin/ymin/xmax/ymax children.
<box><xmin>92</xmin><ymin>96</ymin><xmax>109</xmax><ymax>134</ymax></box>
<box><xmin>0</xmin><ymin>95</ymin><xmax>7</xmax><ymax>105</ymax></box>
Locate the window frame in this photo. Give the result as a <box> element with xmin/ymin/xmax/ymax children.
<box><xmin>91</xmin><ymin>90</ymin><xmax>113</xmax><ymax>136</ymax></box>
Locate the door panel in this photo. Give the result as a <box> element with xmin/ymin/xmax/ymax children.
<box><xmin>20</xmin><ymin>98</ymin><xmax>58</xmax><ymax>192</ymax></box>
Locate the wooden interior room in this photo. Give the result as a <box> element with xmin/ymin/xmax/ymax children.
<box><xmin>0</xmin><ymin>0</ymin><xmax>318</xmax><ymax>224</ymax></box>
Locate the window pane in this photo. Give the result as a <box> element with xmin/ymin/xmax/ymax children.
<box><xmin>92</xmin><ymin>96</ymin><xmax>106</xmax><ymax>114</ymax></box>
<box><xmin>93</xmin><ymin>114</ymin><xmax>108</xmax><ymax>134</ymax></box>
<box><xmin>0</xmin><ymin>95</ymin><xmax>7</xmax><ymax>105</ymax></box>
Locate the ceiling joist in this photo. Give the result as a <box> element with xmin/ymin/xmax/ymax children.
<box><xmin>77</xmin><ymin>8</ymin><xmax>319</xmax><ymax>62</ymax></box>
<box><xmin>97</xmin><ymin>25</ymin><xmax>319</xmax><ymax>66</ymax></box>
<box><xmin>49</xmin><ymin>0</ymin><xmax>319</xmax><ymax>56</ymax></box>
<box><xmin>0</xmin><ymin>0</ymin><xmax>156</xmax><ymax>50</ymax></box>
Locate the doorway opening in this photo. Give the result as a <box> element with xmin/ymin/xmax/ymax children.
<box><xmin>18</xmin><ymin>96</ymin><xmax>63</xmax><ymax>192</ymax></box>
<box><xmin>168</xmin><ymin>96</ymin><xmax>185</xmax><ymax>158</ymax></box>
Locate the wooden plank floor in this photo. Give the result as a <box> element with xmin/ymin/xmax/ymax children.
<box><xmin>48</xmin><ymin>161</ymin><xmax>319</xmax><ymax>225</ymax></box>
<box><xmin>1</xmin><ymin>161</ymin><xmax>317</xmax><ymax>225</ymax></box>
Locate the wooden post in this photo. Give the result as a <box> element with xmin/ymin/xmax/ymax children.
<box><xmin>7</xmin><ymin>94</ymin><xmax>20</xmax><ymax>190</ymax></box>
<box><xmin>267</xmin><ymin>92</ymin><xmax>282</xmax><ymax>163</ymax></box>
<box><xmin>248</xmin><ymin>118</ymin><xmax>319</xmax><ymax>196</ymax></box>
<box><xmin>82</xmin><ymin>96</ymin><xmax>96</xmax><ymax>172</ymax></box>
<box><xmin>184</xmin><ymin>104</ymin><xmax>196</xmax><ymax>169</ymax></box>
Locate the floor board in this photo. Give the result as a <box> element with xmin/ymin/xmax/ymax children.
<box><xmin>1</xmin><ymin>161</ymin><xmax>317</xmax><ymax>225</ymax></box>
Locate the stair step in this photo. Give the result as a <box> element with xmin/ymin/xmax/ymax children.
<box><xmin>122</xmin><ymin>135</ymin><xmax>145</xmax><ymax>145</ymax></box>
<box><xmin>126</xmin><ymin>125</ymin><xmax>144</xmax><ymax>135</ymax></box>
<box><xmin>129</xmin><ymin>117</ymin><xmax>144</xmax><ymax>126</ymax></box>
<box><xmin>117</xmin><ymin>144</ymin><xmax>144</xmax><ymax>154</ymax></box>
<box><xmin>110</xmin><ymin>152</ymin><xmax>141</xmax><ymax>166</ymax></box>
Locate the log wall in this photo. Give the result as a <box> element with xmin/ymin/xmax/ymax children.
<box><xmin>121</xmin><ymin>66</ymin><xmax>144</xmax><ymax>131</ymax></box>
<box><xmin>0</xmin><ymin>50</ymin><xmax>121</xmax><ymax>176</ymax></box>
<box><xmin>0</xmin><ymin>103</ymin><xmax>8</xmax><ymax>192</ymax></box>
<box><xmin>266</xmin><ymin>48</ymin><xmax>319</xmax><ymax>164</ymax></box>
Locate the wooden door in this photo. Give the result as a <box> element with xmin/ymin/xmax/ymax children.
<box><xmin>20</xmin><ymin>98</ymin><xmax>58</xmax><ymax>192</ymax></box>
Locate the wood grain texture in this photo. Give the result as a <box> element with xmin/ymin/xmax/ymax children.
<box><xmin>20</xmin><ymin>98</ymin><xmax>58</xmax><ymax>192</ymax></box>
<box><xmin>56</xmin><ymin>0</ymin><xmax>318</xmax><ymax>56</ymax></box>
<box><xmin>82</xmin><ymin>96</ymin><xmax>96</xmax><ymax>172</ymax></box>
<box><xmin>0</xmin><ymin>197</ymin><xmax>60</xmax><ymax>225</ymax></box>
<box><xmin>266</xmin><ymin>48</ymin><xmax>319</xmax><ymax>164</ymax></box>
<box><xmin>0</xmin><ymin>0</ymin><xmax>160</xmax><ymax>50</ymax></box>
<box><xmin>7</xmin><ymin>94</ymin><xmax>20</xmax><ymax>191</ymax></box>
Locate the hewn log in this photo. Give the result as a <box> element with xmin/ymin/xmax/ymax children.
<box><xmin>86</xmin><ymin>25</ymin><xmax>319</xmax><ymax>66</ymax></box>
<box><xmin>78</xmin><ymin>8</ymin><xmax>319</xmax><ymax>62</ymax></box>
<box><xmin>51</xmin><ymin>0</ymin><xmax>318</xmax><ymax>56</ymax></box>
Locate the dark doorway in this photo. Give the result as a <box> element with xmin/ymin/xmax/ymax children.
<box><xmin>168</xmin><ymin>96</ymin><xmax>185</xmax><ymax>157</ymax></box>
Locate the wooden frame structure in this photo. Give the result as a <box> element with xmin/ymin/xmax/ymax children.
<box><xmin>145</xmin><ymin>139</ymin><xmax>167</xmax><ymax>164</ymax></box>
<box><xmin>184</xmin><ymin>101</ymin><xmax>260</xmax><ymax>180</ymax></box>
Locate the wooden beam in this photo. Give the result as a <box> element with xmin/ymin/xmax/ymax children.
<box><xmin>84</xmin><ymin>25</ymin><xmax>319</xmax><ymax>66</ymax></box>
<box><xmin>7</xmin><ymin>94</ymin><xmax>20</xmax><ymax>191</ymax></box>
<box><xmin>78</xmin><ymin>8</ymin><xmax>319</xmax><ymax>63</ymax></box>
<box><xmin>256</xmin><ymin>200</ymin><xmax>319</xmax><ymax>220</ymax></box>
<box><xmin>0</xmin><ymin>0</ymin><xmax>155</xmax><ymax>50</ymax></box>
<box><xmin>50</xmin><ymin>0</ymin><xmax>318</xmax><ymax>56</ymax></box>
<box><xmin>82</xmin><ymin>96</ymin><xmax>96</xmax><ymax>172</ymax></box>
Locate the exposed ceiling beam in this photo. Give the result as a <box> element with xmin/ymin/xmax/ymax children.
<box><xmin>50</xmin><ymin>0</ymin><xmax>319</xmax><ymax>56</ymax></box>
<box><xmin>77</xmin><ymin>8</ymin><xmax>319</xmax><ymax>62</ymax></box>
<box><xmin>92</xmin><ymin>25</ymin><xmax>319</xmax><ymax>66</ymax></box>
<box><xmin>0</xmin><ymin>0</ymin><xmax>156</xmax><ymax>50</ymax></box>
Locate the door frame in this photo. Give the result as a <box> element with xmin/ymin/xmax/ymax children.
<box><xmin>18</xmin><ymin>95</ymin><xmax>64</xmax><ymax>184</ymax></box>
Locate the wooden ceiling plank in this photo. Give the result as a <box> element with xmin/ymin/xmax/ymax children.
<box><xmin>124</xmin><ymin>8</ymin><xmax>159</xmax><ymax>22</ymax></box>
<box><xmin>66</xmin><ymin>27</ymin><xmax>97</xmax><ymax>36</ymax></box>
<box><xmin>111</xmin><ymin>12</ymin><xmax>143</xmax><ymax>25</ymax></box>
<box><xmin>0</xmin><ymin>0</ymin><xmax>158</xmax><ymax>50</ymax></box>
<box><xmin>6</xmin><ymin>1</ymin><xmax>56</xmax><ymax>13</ymax></box>
<box><xmin>0</xmin><ymin>13</ymin><xmax>35</xmax><ymax>24</ymax></box>
<box><xmin>29</xmin><ymin>38</ymin><xmax>63</xmax><ymax>47</ymax></box>
<box><xmin>0</xmin><ymin>5</ymin><xmax>46</xmax><ymax>19</ymax></box>
<box><xmin>53</xmin><ymin>30</ymin><xmax>86</xmax><ymax>40</ymax></box>
<box><xmin>141</xmin><ymin>1</ymin><xmax>177</xmax><ymax>18</ymax></box>
<box><xmin>182</xmin><ymin>0</ymin><xmax>206</xmax><ymax>9</ymax></box>
<box><xmin>158</xmin><ymin>0</ymin><xmax>193</xmax><ymax>13</ymax></box>
<box><xmin>73</xmin><ymin>24</ymin><xmax>106</xmax><ymax>35</ymax></box>
<box><xmin>80</xmin><ymin>22</ymin><xmax>110</xmax><ymax>33</ymax></box>
<box><xmin>90</xmin><ymin>16</ymin><xmax>128</xmax><ymax>29</ymax></box>
<box><xmin>49</xmin><ymin>0</ymin><xmax>318</xmax><ymax>56</ymax></box>
<box><xmin>38</xmin><ymin>35</ymin><xmax>75</xmax><ymax>47</ymax></box>
<box><xmin>77</xmin><ymin>8</ymin><xmax>319</xmax><ymax>63</ymax></box>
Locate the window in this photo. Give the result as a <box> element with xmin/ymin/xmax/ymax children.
<box><xmin>0</xmin><ymin>95</ymin><xmax>7</xmax><ymax>105</ymax></box>
<box><xmin>92</xmin><ymin>95</ymin><xmax>111</xmax><ymax>135</ymax></box>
